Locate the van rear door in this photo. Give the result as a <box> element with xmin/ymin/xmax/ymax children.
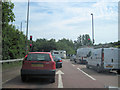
<box><xmin>104</xmin><ymin>48</ymin><xmax>118</xmax><ymax>69</ymax></box>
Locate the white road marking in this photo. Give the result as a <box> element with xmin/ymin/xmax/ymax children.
<box><xmin>56</xmin><ymin>70</ymin><xmax>64</xmax><ymax>88</ymax></box>
<box><xmin>77</xmin><ymin>68</ymin><xmax>96</xmax><ymax>81</ymax></box>
<box><xmin>72</xmin><ymin>64</ymin><xmax>75</xmax><ymax>67</ymax></box>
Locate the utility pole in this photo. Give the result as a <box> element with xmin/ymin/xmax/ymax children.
<box><xmin>25</xmin><ymin>0</ymin><xmax>30</xmax><ymax>54</ymax></box>
<box><xmin>20</xmin><ymin>22</ymin><xmax>22</xmax><ymax>31</ymax></box>
<box><xmin>91</xmin><ymin>13</ymin><xmax>95</xmax><ymax>45</ymax></box>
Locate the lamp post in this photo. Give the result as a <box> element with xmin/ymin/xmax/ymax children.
<box><xmin>20</xmin><ymin>21</ymin><xmax>26</xmax><ymax>32</ymax></box>
<box><xmin>91</xmin><ymin>13</ymin><xmax>95</xmax><ymax>45</ymax></box>
<box><xmin>25</xmin><ymin>0</ymin><xmax>30</xmax><ymax>54</ymax></box>
<box><xmin>20</xmin><ymin>22</ymin><xmax>22</xmax><ymax>31</ymax></box>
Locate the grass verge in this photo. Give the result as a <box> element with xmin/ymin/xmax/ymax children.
<box><xmin>2</xmin><ymin>61</ymin><xmax>22</xmax><ymax>71</ymax></box>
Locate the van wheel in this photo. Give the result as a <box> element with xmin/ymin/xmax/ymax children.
<box><xmin>74</xmin><ymin>60</ymin><xmax>76</xmax><ymax>63</ymax></box>
<box><xmin>49</xmin><ymin>78</ymin><xmax>55</xmax><ymax>83</ymax></box>
<box><xmin>96</xmin><ymin>66</ymin><xmax>102</xmax><ymax>73</ymax></box>
<box><xmin>86</xmin><ymin>63</ymin><xmax>89</xmax><ymax>69</ymax></box>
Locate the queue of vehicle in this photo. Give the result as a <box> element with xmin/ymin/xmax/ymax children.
<box><xmin>70</xmin><ymin>47</ymin><xmax>120</xmax><ymax>74</ymax></box>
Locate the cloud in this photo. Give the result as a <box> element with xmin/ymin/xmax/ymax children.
<box><xmin>12</xmin><ymin>1</ymin><xmax>118</xmax><ymax>44</ymax></box>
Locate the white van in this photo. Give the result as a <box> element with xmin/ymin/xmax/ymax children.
<box><xmin>51</xmin><ymin>50</ymin><xmax>66</xmax><ymax>59</ymax></box>
<box><xmin>86</xmin><ymin>48</ymin><xmax>120</xmax><ymax>74</ymax></box>
<box><xmin>76</xmin><ymin>47</ymin><xmax>93</xmax><ymax>64</ymax></box>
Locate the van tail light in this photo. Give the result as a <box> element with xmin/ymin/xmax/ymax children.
<box><xmin>102</xmin><ymin>52</ymin><xmax>104</xmax><ymax>61</ymax></box>
<box><xmin>51</xmin><ymin>61</ymin><xmax>56</xmax><ymax>70</ymax></box>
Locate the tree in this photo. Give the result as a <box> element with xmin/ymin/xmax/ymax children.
<box><xmin>32</xmin><ymin>38</ymin><xmax>57</xmax><ymax>52</ymax></box>
<box><xmin>74</xmin><ymin>34</ymin><xmax>93</xmax><ymax>49</ymax></box>
<box><xmin>2</xmin><ymin>1</ymin><xmax>26</xmax><ymax>59</ymax></box>
<box><xmin>2</xmin><ymin>24</ymin><xmax>26</xmax><ymax>59</ymax></box>
<box><xmin>84</xmin><ymin>34</ymin><xmax>92</xmax><ymax>46</ymax></box>
<box><xmin>2</xmin><ymin>1</ymin><xmax>15</xmax><ymax>25</ymax></box>
<box><xmin>57</xmin><ymin>38</ymin><xmax>75</xmax><ymax>54</ymax></box>
<box><xmin>32</xmin><ymin>38</ymin><xmax>75</xmax><ymax>55</ymax></box>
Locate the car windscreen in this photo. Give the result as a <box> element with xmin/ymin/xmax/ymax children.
<box><xmin>26</xmin><ymin>53</ymin><xmax>51</xmax><ymax>61</ymax></box>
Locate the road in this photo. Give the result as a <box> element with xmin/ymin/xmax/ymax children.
<box><xmin>2</xmin><ymin>59</ymin><xmax>119</xmax><ymax>89</ymax></box>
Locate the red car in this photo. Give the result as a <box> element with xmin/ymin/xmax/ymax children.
<box><xmin>21</xmin><ymin>52</ymin><xmax>56</xmax><ymax>83</ymax></box>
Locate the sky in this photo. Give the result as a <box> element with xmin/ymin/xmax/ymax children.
<box><xmin>11</xmin><ymin>0</ymin><xmax>119</xmax><ymax>44</ymax></box>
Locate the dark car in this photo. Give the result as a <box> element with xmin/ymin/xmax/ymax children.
<box><xmin>21</xmin><ymin>52</ymin><xmax>56</xmax><ymax>83</ymax></box>
<box><xmin>52</xmin><ymin>55</ymin><xmax>62</xmax><ymax>68</ymax></box>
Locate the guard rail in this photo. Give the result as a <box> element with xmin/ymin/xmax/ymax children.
<box><xmin>0</xmin><ymin>58</ymin><xmax>23</xmax><ymax>63</ymax></box>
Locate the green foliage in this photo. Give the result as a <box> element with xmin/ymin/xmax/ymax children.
<box><xmin>32</xmin><ymin>38</ymin><xmax>57</xmax><ymax>52</ymax></box>
<box><xmin>2</xmin><ymin>24</ymin><xmax>26</xmax><ymax>60</ymax></box>
<box><xmin>2</xmin><ymin>1</ymin><xmax>26</xmax><ymax>60</ymax></box>
<box><xmin>2</xmin><ymin>1</ymin><xmax>15</xmax><ymax>24</ymax></box>
<box><xmin>2</xmin><ymin>61</ymin><xmax>22</xmax><ymax>70</ymax></box>
<box><xmin>32</xmin><ymin>38</ymin><xmax>75</xmax><ymax>55</ymax></box>
<box><xmin>74</xmin><ymin>34</ymin><xmax>93</xmax><ymax>49</ymax></box>
<box><xmin>113</xmin><ymin>41</ymin><xmax>120</xmax><ymax>48</ymax></box>
<box><xmin>57</xmin><ymin>38</ymin><xmax>75</xmax><ymax>54</ymax></box>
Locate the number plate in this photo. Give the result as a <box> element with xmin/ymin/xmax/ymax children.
<box><xmin>31</xmin><ymin>64</ymin><xmax>44</xmax><ymax>67</ymax></box>
<box><xmin>106</xmin><ymin>66</ymin><xmax>113</xmax><ymax>68</ymax></box>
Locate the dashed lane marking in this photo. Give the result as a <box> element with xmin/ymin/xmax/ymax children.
<box><xmin>77</xmin><ymin>68</ymin><xmax>96</xmax><ymax>81</ymax></box>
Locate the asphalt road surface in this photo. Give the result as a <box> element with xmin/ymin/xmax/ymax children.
<box><xmin>2</xmin><ymin>59</ymin><xmax>119</xmax><ymax>89</ymax></box>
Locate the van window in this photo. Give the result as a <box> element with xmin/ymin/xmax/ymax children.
<box><xmin>87</xmin><ymin>51</ymin><xmax>92</xmax><ymax>57</ymax></box>
<box><xmin>26</xmin><ymin>53</ymin><xmax>51</xmax><ymax>61</ymax></box>
<box><xmin>54</xmin><ymin>52</ymin><xmax>59</xmax><ymax>54</ymax></box>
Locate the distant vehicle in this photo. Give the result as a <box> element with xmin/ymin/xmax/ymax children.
<box><xmin>21</xmin><ymin>52</ymin><xmax>56</xmax><ymax>83</ymax></box>
<box><xmin>86</xmin><ymin>48</ymin><xmax>120</xmax><ymax>74</ymax></box>
<box><xmin>52</xmin><ymin>55</ymin><xmax>62</xmax><ymax>68</ymax></box>
<box><xmin>76</xmin><ymin>47</ymin><xmax>93</xmax><ymax>64</ymax></box>
<box><xmin>70</xmin><ymin>54</ymin><xmax>76</xmax><ymax>61</ymax></box>
<box><xmin>51</xmin><ymin>50</ymin><xmax>66</xmax><ymax>59</ymax></box>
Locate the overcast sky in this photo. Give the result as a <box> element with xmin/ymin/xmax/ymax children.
<box><xmin>11</xmin><ymin>0</ymin><xmax>119</xmax><ymax>44</ymax></box>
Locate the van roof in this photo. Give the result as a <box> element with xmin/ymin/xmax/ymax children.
<box><xmin>28</xmin><ymin>52</ymin><xmax>50</xmax><ymax>54</ymax></box>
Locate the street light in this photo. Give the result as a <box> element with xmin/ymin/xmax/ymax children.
<box><xmin>20</xmin><ymin>21</ymin><xmax>26</xmax><ymax>32</ymax></box>
<box><xmin>91</xmin><ymin>13</ymin><xmax>95</xmax><ymax>45</ymax></box>
<box><xmin>25</xmin><ymin>0</ymin><xmax>30</xmax><ymax>54</ymax></box>
<box><xmin>20</xmin><ymin>22</ymin><xmax>22</xmax><ymax>31</ymax></box>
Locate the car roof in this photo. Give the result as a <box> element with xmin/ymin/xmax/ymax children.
<box><xmin>28</xmin><ymin>52</ymin><xmax>51</xmax><ymax>54</ymax></box>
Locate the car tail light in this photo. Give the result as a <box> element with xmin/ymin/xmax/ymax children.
<box><xmin>25</xmin><ymin>54</ymin><xmax>28</xmax><ymax>58</ymax></box>
<box><xmin>59</xmin><ymin>60</ymin><xmax>62</xmax><ymax>62</ymax></box>
<box><xmin>51</xmin><ymin>61</ymin><xmax>56</xmax><ymax>69</ymax></box>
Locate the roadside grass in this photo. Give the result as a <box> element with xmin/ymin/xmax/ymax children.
<box><xmin>2</xmin><ymin>61</ymin><xmax>22</xmax><ymax>71</ymax></box>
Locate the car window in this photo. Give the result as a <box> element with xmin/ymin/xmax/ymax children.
<box><xmin>26</xmin><ymin>53</ymin><xmax>51</xmax><ymax>61</ymax></box>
